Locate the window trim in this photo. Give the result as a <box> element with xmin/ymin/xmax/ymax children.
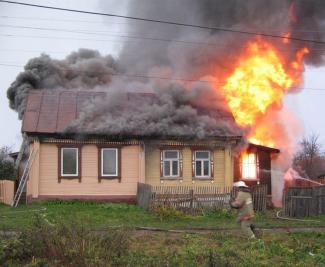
<box><xmin>97</xmin><ymin>145</ymin><xmax>121</xmax><ymax>183</ymax></box>
<box><xmin>191</xmin><ymin>149</ymin><xmax>214</xmax><ymax>180</ymax></box>
<box><xmin>159</xmin><ymin>147</ymin><xmax>183</xmax><ymax>180</ymax></box>
<box><xmin>58</xmin><ymin>145</ymin><xmax>82</xmax><ymax>183</ymax></box>
<box><xmin>162</xmin><ymin>150</ymin><xmax>180</xmax><ymax>178</ymax></box>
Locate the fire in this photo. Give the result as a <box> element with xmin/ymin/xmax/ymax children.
<box><xmin>241</xmin><ymin>152</ymin><xmax>257</xmax><ymax>179</ymax></box>
<box><xmin>220</xmin><ymin>38</ymin><xmax>308</xmax><ymax>147</ymax></box>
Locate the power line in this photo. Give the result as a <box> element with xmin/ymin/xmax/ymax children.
<box><xmin>1</xmin><ymin>29</ymin><xmax>325</xmax><ymax>56</ymax></box>
<box><xmin>1</xmin><ymin>0</ymin><xmax>325</xmax><ymax>45</ymax></box>
<box><xmin>2</xmin><ymin>15</ymin><xmax>325</xmax><ymax>34</ymax></box>
<box><xmin>0</xmin><ymin>62</ymin><xmax>324</xmax><ymax>91</ymax></box>
<box><xmin>0</xmin><ymin>15</ymin><xmax>129</xmax><ymax>25</ymax></box>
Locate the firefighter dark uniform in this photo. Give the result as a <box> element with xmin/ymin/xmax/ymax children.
<box><xmin>231</xmin><ymin>183</ymin><xmax>255</xmax><ymax>239</ymax></box>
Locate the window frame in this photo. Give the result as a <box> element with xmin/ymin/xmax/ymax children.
<box><xmin>58</xmin><ymin>145</ymin><xmax>82</xmax><ymax>183</ymax></box>
<box><xmin>98</xmin><ymin>145</ymin><xmax>121</xmax><ymax>182</ymax></box>
<box><xmin>160</xmin><ymin>148</ymin><xmax>183</xmax><ymax>180</ymax></box>
<box><xmin>162</xmin><ymin>150</ymin><xmax>180</xmax><ymax>178</ymax></box>
<box><xmin>192</xmin><ymin>149</ymin><xmax>214</xmax><ymax>179</ymax></box>
<box><xmin>241</xmin><ymin>152</ymin><xmax>259</xmax><ymax>180</ymax></box>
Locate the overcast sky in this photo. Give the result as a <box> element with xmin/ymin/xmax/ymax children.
<box><xmin>1</xmin><ymin>0</ymin><xmax>325</xmax><ymax>151</ymax></box>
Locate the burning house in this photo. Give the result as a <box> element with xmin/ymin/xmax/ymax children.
<box><xmin>6</xmin><ymin>0</ymin><xmax>325</xmax><ymax>206</ymax></box>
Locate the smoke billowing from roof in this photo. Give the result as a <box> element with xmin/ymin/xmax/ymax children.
<box><xmin>7</xmin><ymin>49</ymin><xmax>118</xmax><ymax>119</ymax></box>
<box><xmin>66</xmin><ymin>84</ymin><xmax>242</xmax><ymax>139</ymax></box>
<box><xmin>6</xmin><ymin>0</ymin><xmax>325</xmax><ymax>139</ymax></box>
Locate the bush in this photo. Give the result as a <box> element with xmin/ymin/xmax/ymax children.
<box><xmin>0</xmin><ymin>146</ymin><xmax>16</xmax><ymax>180</ymax></box>
<box><xmin>0</xmin><ymin>215</ymin><xmax>130</xmax><ymax>266</ymax></box>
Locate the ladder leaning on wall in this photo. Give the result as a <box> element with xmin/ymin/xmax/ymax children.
<box><xmin>12</xmin><ymin>148</ymin><xmax>38</xmax><ymax>207</ymax></box>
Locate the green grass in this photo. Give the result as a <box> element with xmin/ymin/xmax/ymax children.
<box><xmin>128</xmin><ymin>231</ymin><xmax>325</xmax><ymax>267</ymax></box>
<box><xmin>0</xmin><ymin>206</ymin><xmax>325</xmax><ymax>266</ymax></box>
<box><xmin>0</xmin><ymin>201</ymin><xmax>324</xmax><ymax>231</ymax></box>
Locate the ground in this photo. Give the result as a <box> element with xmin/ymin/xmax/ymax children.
<box><xmin>0</xmin><ymin>202</ymin><xmax>324</xmax><ymax>266</ymax></box>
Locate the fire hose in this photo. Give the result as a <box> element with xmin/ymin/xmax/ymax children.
<box><xmin>276</xmin><ymin>210</ymin><xmax>321</xmax><ymax>223</ymax></box>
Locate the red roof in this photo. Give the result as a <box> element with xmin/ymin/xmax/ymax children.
<box><xmin>22</xmin><ymin>90</ymin><xmax>155</xmax><ymax>134</ymax></box>
<box><xmin>22</xmin><ymin>90</ymin><xmax>241</xmax><ymax>137</ymax></box>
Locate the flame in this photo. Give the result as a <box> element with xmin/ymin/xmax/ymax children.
<box><xmin>220</xmin><ymin>38</ymin><xmax>308</xmax><ymax>147</ymax></box>
<box><xmin>241</xmin><ymin>152</ymin><xmax>257</xmax><ymax>179</ymax></box>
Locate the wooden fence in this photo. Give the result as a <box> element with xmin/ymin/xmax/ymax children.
<box><xmin>0</xmin><ymin>180</ymin><xmax>15</xmax><ymax>205</ymax></box>
<box><xmin>283</xmin><ymin>185</ymin><xmax>325</xmax><ymax>217</ymax></box>
<box><xmin>137</xmin><ymin>183</ymin><xmax>267</xmax><ymax>213</ymax></box>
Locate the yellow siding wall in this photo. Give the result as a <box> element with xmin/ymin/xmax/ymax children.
<box><xmin>27</xmin><ymin>143</ymin><xmax>141</xmax><ymax>198</ymax></box>
<box><xmin>145</xmin><ymin>147</ymin><xmax>234</xmax><ymax>186</ymax></box>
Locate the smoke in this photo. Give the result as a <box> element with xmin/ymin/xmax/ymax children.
<box><xmin>7</xmin><ymin>49</ymin><xmax>118</xmax><ymax>118</ymax></box>
<box><xmin>66</xmin><ymin>82</ymin><xmax>242</xmax><ymax>139</ymax></box>
<box><xmin>6</xmin><ymin>0</ymin><xmax>325</xmax><ymax>141</ymax></box>
<box><xmin>113</xmin><ymin>0</ymin><xmax>325</xmax><ymax>76</ymax></box>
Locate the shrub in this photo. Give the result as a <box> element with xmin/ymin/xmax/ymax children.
<box><xmin>0</xmin><ymin>214</ymin><xmax>130</xmax><ymax>266</ymax></box>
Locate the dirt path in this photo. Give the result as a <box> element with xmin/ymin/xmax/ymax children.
<box><xmin>1</xmin><ymin>226</ymin><xmax>325</xmax><ymax>237</ymax></box>
<box><xmin>134</xmin><ymin>226</ymin><xmax>325</xmax><ymax>235</ymax></box>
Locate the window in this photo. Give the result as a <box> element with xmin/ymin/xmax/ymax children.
<box><xmin>194</xmin><ymin>151</ymin><xmax>211</xmax><ymax>178</ymax></box>
<box><xmin>98</xmin><ymin>146</ymin><xmax>121</xmax><ymax>182</ymax></box>
<box><xmin>162</xmin><ymin>150</ymin><xmax>180</xmax><ymax>177</ymax></box>
<box><xmin>102</xmin><ymin>148</ymin><xmax>118</xmax><ymax>176</ymax></box>
<box><xmin>242</xmin><ymin>153</ymin><xmax>257</xmax><ymax>179</ymax></box>
<box><xmin>58</xmin><ymin>146</ymin><xmax>81</xmax><ymax>182</ymax></box>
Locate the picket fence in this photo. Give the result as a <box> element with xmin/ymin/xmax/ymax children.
<box><xmin>137</xmin><ymin>183</ymin><xmax>267</xmax><ymax>214</ymax></box>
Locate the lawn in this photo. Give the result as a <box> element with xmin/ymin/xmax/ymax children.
<box><xmin>0</xmin><ymin>201</ymin><xmax>325</xmax><ymax>266</ymax></box>
<box><xmin>0</xmin><ymin>201</ymin><xmax>324</xmax><ymax>231</ymax></box>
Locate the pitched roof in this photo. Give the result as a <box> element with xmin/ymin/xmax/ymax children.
<box><xmin>22</xmin><ymin>90</ymin><xmax>160</xmax><ymax>134</ymax></box>
<box><xmin>22</xmin><ymin>90</ymin><xmax>241</xmax><ymax>138</ymax></box>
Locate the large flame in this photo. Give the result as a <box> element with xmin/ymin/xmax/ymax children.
<box><xmin>220</xmin><ymin>38</ymin><xmax>308</xmax><ymax>147</ymax></box>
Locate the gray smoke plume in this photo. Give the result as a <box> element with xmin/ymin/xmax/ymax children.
<box><xmin>113</xmin><ymin>0</ymin><xmax>325</xmax><ymax>76</ymax></box>
<box><xmin>7</xmin><ymin>0</ymin><xmax>325</xmax><ymax>139</ymax></box>
<box><xmin>66</xmin><ymin>83</ymin><xmax>243</xmax><ymax>139</ymax></box>
<box><xmin>7</xmin><ymin>49</ymin><xmax>118</xmax><ymax>118</ymax></box>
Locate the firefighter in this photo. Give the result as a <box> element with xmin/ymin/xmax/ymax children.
<box><xmin>230</xmin><ymin>181</ymin><xmax>256</xmax><ymax>239</ymax></box>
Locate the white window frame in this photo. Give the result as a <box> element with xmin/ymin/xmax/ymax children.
<box><xmin>163</xmin><ymin>150</ymin><xmax>180</xmax><ymax>178</ymax></box>
<box><xmin>61</xmin><ymin>147</ymin><xmax>79</xmax><ymax>177</ymax></box>
<box><xmin>194</xmin><ymin>151</ymin><xmax>211</xmax><ymax>178</ymax></box>
<box><xmin>101</xmin><ymin>148</ymin><xmax>118</xmax><ymax>177</ymax></box>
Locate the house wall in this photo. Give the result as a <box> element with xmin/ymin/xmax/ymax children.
<box><xmin>145</xmin><ymin>147</ymin><xmax>233</xmax><ymax>186</ymax></box>
<box><xmin>27</xmin><ymin>142</ymin><xmax>143</xmax><ymax>202</ymax></box>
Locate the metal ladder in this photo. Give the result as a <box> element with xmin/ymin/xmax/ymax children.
<box><xmin>12</xmin><ymin>148</ymin><xmax>37</xmax><ymax>207</ymax></box>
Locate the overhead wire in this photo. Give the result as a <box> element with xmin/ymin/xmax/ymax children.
<box><xmin>1</xmin><ymin>15</ymin><xmax>325</xmax><ymax>34</ymax></box>
<box><xmin>0</xmin><ymin>0</ymin><xmax>325</xmax><ymax>45</ymax></box>
<box><xmin>0</xmin><ymin>62</ymin><xmax>324</xmax><ymax>92</ymax></box>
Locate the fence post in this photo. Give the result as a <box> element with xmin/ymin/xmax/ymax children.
<box><xmin>189</xmin><ymin>189</ymin><xmax>194</xmax><ymax>212</ymax></box>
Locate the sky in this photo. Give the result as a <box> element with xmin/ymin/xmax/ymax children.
<box><xmin>0</xmin><ymin>0</ymin><xmax>325</xmax><ymax>151</ymax></box>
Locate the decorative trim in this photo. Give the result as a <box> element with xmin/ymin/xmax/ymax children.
<box><xmin>57</xmin><ymin>144</ymin><xmax>82</xmax><ymax>183</ymax></box>
<box><xmin>159</xmin><ymin>148</ymin><xmax>183</xmax><ymax>179</ymax></box>
<box><xmin>36</xmin><ymin>137</ymin><xmax>241</xmax><ymax>147</ymax></box>
<box><xmin>97</xmin><ymin>145</ymin><xmax>122</xmax><ymax>183</ymax></box>
<box><xmin>43</xmin><ymin>138</ymin><xmax>139</xmax><ymax>146</ymax></box>
<box><xmin>191</xmin><ymin>149</ymin><xmax>214</xmax><ymax>180</ymax></box>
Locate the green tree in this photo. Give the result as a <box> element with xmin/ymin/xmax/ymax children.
<box><xmin>0</xmin><ymin>146</ymin><xmax>17</xmax><ymax>180</ymax></box>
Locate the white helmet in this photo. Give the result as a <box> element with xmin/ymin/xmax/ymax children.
<box><xmin>233</xmin><ymin>181</ymin><xmax>248</xmax><ymax>188</ymax></box>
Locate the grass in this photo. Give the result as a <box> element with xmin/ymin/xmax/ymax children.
<box><xmin>0</xmin><ymin>201</ymin><xmax>324</xmax><ymax>231</ymax></box>
<box><xmin>1</xmin><ymin>215</ymin><xmax>325</xmax><ymax>266</ymax></box>
<box><xmin>0</xmin><ymin>202</ymin><xmax>324</xmax><ymax>266</ymax></box>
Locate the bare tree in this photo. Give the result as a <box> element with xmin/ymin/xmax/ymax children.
<box><xmin>293</xmin><ymin>133</ymin><xmax>325</xmax><ymax>179</ymax></box>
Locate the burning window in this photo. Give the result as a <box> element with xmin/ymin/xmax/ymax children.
<box><xmin>241</xmin><ymin>152</ymin><xmax>257</xmax><ymax>180</ymax></box>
